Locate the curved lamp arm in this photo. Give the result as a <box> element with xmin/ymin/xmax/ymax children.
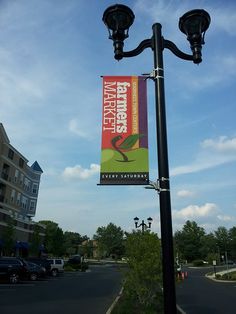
<box><xmin>164</xmin><ymin>39</ymin><xmax>193</xmax><ymax>61</ymax></box>
<box><xmin>122</xmin><ymin>39</ymin><xmax>152</xmax><ymax>58</ymax></box>
<box><xmin>121</xmin><ymin>38</ymin><xmax>194</xmax><ymax>62</ymax></box>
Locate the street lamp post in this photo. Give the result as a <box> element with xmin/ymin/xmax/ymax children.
<box><xmin>102</xmin><ymin>5</ymin><xmax>210</xmax><ymax>314</ymax></box>
<box><xmin>134</xmin><ymin>216</ymin><xmax>153</xmax><ymax>233</ymax></box>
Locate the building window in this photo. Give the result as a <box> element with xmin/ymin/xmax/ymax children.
<box><xmin>24</xmin><ymin>178</ymin><xmax>30</xmax><ymax>191</ymax></box>
<box><xmin>20</xmin><ymin>173</ymin><xmax>24</xmax><ymax>185</ymax></box>
<box><xmin>1</xmin><ymin>163</ymin><xmax>10</xmax><ymax>180</ymax></box>
<box><xmin>30</xmin><ymin>200</ymin><xmax>36</xmax><ymax>211</ymax></box>
<box><xmin>32</xmin><ymin>183</ymin><xmax>38</xmax><ymax>194</ymax></box>
<box><xmin>17</xmin><ymin>192</ymin><xmax>21</xmax><ymax>205</ymax></box>
<box><xmin>8</xmin><ymin>148</ymin><xmax>14</xmax><ymax>160</ymax></box>
<box><xmin>22</xmin><ymin>196</ymin><xmax>28</xmax><ymax>209</ymax></box>
<box><xmin>11</xmin><ymin>189</ymin><xmax>16</xmax><ymax>203</ymax></box>
<box><xmin>14</xmin><ymin>169</ymin><xmax>19</xmax><ymax>182</ymax></box>
<box><xmin>19</xmin><ymin>158</ymin><xmax>24</xmax><ymax>168</ymax></box>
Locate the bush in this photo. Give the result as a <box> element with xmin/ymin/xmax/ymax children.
<box><xmin>192</xmin><ymin>260</ymin><xmax>204</xmax><ymax>266</ymax></box>
<box><xmin>64</xmin><ymin>264</ymin><xmax>76</xmax><ymax>272</ymax></box>
<box><xmin>123</xmin><ymin>231</ymin><xmax>163</xmax><ymax>312</ymax></box>
<box><xmin>64</xmin><ymin>261</ymin><xmax>88</xmax><ymax>272</ymax></box>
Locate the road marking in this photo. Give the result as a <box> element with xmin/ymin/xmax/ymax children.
<box><xmin>177</xmin><ymin>304</ymin><xmax>187</xmax><ymax>314</ymax></box>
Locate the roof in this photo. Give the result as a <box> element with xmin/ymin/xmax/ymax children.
<box><xmin>31</xmin><ymin>161</ymin><xmax>43</xmax><ymax>173</ymax></box>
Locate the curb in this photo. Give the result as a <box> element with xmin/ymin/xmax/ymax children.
<box><xmin>106</xmin><ymin>287</ymin><xmax>124</xmax><ymax>314</ymax></box>
<box><xmin>177</xmin><ymin>304</ymin><xmax>187</xmax><ymax>314</ymax></box>
<box><xmin>105</xmin><ymin>288</ymin><xmax>186</xmax><ymax>314</ymax></box>
<box><xmin>206</xmin><ymin>274</ymin><xmax>236</xmax><ymax>283</ymax></box>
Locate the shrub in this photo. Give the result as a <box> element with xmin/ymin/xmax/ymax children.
<box><xmin>123</xmin><ymin>231</ymin><xmax>163</xmax><ymax>312</ymax></box>
<box><xmin>192</xmin><ymin>260</ymin><xmax>204</xmax><ymax>266</ymax></box>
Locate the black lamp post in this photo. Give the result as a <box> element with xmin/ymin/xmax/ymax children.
<box><xmin>103</xmin><ymin>4</ymin><xmax>210</xmax><ymax>314</ymax></box>
<box><xmin>134</xmin><ymin>216</ymin><xmax>153</xmax><ymax>233</ymax></box>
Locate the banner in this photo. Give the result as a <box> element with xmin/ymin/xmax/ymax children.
<box><xmin>100</xmin><ymin>76</ymin><xmax>149</xmax><ymax>185</ymax></box>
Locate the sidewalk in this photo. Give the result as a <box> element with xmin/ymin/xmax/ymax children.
<box><xmin>206</xmin><ymin>267</ymin><xmax>236</xmax><ymax>282</ymax></box>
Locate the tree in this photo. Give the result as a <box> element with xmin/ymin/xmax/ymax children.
<box><xmin>93</xmin><ymin>222</ymin><xmax>124</xmax><ymax>258</ymax></box>
<box><xmin>2</xmin><ymin>216</ymin><xmax>15</xmax><ymax>256</ymax></box>
<box><xmin>229</xmin><ymin>227</ymin><xmax>236</xmax><ymax>260</ymax></box>
<box><xmin>124</xmin><ymin>231</ymin><xmax>163</xmax><ymax>312</ymax></box>
<box><xmin>39</xmin><ymin>220</ymin><xmax>64</xmax><ymax>256</ymax></box>
<box><xmin>215</xmin><ymin>226</ymin><xmax>230</xmax><ymax>260</ymax></box>
<box><xmin>30</xmin><ymin>224</ymin><xmax>41</xmax><ymax>256</ymax></box>
<box><xmin>174</xmin><ymin>220</ymin><xmax>205</xmax><ymax>262</ymax></box>
<box><xmin>63</xmin><ymin>231</ymin><xmax>87</xmax><ymax>256</ymax></box>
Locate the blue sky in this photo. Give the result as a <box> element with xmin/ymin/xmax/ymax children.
<box><xmin>0</xmin><ymin>0</ymin><xmax>235</xmax><ymax>238</ymax></box>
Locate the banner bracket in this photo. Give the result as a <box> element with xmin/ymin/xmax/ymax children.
<box><xmin>145</xmin><ymin>178</ymin><xmax>170</xmax><ymax>193</ymax></box>
<box><xmin>142</xmin><ymin>67</ymin><xmax>164</xmax><ymax>81</ymax></box>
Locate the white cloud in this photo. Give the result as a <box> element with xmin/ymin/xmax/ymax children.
<box><xmin>177</xmin><ymin>190</ymin><xmax>195</xmax><ymax>198</ymax></box>
<box><xmin>171</xmin><ymin>136</ymin><xmax>236</xmax><ymax>176</ymax></box>
<box><xmin>62</xmin><ymin>163</ymin><xmax>100</xmax><ymax>180</ymax></box>
<box><xmin>68</xmin><ymin>119</ymin><xmax>89</xmax><ymax>139</ymax></box>
<box><xmin>212</xmin><ymin>7</ymin><xmax>236</xmax><ymax>36</ymax></box>
<box><xmin>173</xmin><ymin>203</ymin><xmax>217</xmax><ymax>221</ymax></box>
<box><xmin>217</xmin><ymin>215</ymin><xmax>233</xmax><ymax>222</ymax></box>
<box><xmin>201</xmin><ymin>136</ymin><xmax>236</xmax><ymax>152</ymax></box>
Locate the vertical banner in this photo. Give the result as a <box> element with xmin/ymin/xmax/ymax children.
<box><xmin>100</xmin><ymin>76</ymin><xmax>149</xmax><ymax>185</ymax></box>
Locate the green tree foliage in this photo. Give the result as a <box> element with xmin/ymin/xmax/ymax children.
<box><xmin>63</xmin><ymin>231</ymin><xmax>88</xmax><ymax>256</ymax></box>
<box><xmin>78</xmin><ymin>239</ymin><xmax>94</xmax><ymax>258</ymax></box>
<box><xmin>93</xmin><ymin>222</ymin><xmax>124</xmax><ymax>258</ymax></box>
<box><xmin>39</xmin><ymin>220</ymin><xmax>64</xmax><ymax>256</ymax></box>
<box><xmin>2</xmin><ymin>216</ymin><xmax>15</xmax><ymax>255</ymax></box>
<box><xmin>174</xmin><ymin>220</ymin><xmax>205</xmax><ymax>262</ymax></box>
<box><xmin>214</xmin><ymin>226</ymin><xmax>230</xmax><ymax>254</ymax></box>
<box><xmin>124</xmin><ymin>231</ymin><xmax>163</xmax><ymax>312</ymax></box>
<box><xmin>229</xmin><ymin>227</ymin><xmax>236</xmax><ymax>260</ymax></box>
<box><xmin>30</xmin><ymin>224</ymin><xmax>41</xmax><ymax>256</ymax></box>
<box><xmin>199</xmin><ymin>232</ymin><xmax>217</xmax><ymax>260</ymax></box>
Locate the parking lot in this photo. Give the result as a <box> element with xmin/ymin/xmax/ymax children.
<box><xmin>0</xmin><ymin>265</ymin><xmax>122</xmax><ymax>314</ymax></box>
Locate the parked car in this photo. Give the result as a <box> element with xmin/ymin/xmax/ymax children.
<box><xmin>25</xmin><ymin>261</ymin><xmax>47</xmax><ymax>280</ymax></box>
<box><xmin>26</xmin><ymin>258</ymin><xmax>51</xmax><ymax>275</ymax></box>
<box><xmin>47</xmin><ymin>258</ymin><xmax>64</xmax><ymax>277</ymax></box>
<box><xmin>0</xmin><ymin>257</ymin><xmax>29</xmax><ymax>283</ymax></box>
<box><xmin>66</xmin><ymin>255</ymin><xmax>88</xmax><ymax>271</ymax></box>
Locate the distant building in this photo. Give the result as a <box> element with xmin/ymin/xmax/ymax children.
<box><xmin>0</xmin><ymin>123</ymin><xmax>45</xmax><ymax>256</ymax></box>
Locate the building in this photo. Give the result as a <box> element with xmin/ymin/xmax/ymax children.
<box><xmin>0</xmin><ymin>123</ymin><xmax>45</xmax><ymax>256</ymax></box>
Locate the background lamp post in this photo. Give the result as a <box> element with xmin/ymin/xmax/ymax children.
<box><xmin>134</xmin><ymin>216</ymin><xmax>153</xmax><ymax>233</ymax></box>
<box><xmin>103</xmin><ymin>4</ymin><xmax>210</xmax><ymax>314</ymax></box>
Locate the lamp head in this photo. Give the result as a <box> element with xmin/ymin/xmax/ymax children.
<box><xmin>102</xmin><ymin>4</ymin><xmax>135</xmax><ymax>60</ymax></box>
<box><xmin>179</xmin><ymin>9</ymin><xmax>211</xmax><ymax>63</ymax></box>
<box><xmin>134</xmin><ymin>216</ymin><xmax>139</xmax><ymax>228</ymax></box>
<box><xmin>147</xmin><ymin>217</ymin><xmax>153</xmax><ymax>228</ymax></box>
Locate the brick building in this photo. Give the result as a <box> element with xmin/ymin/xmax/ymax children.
<box><xmin>0</xmin><ymin>123</ymin><xmax>45</xmax><ymax>256</ymax></box>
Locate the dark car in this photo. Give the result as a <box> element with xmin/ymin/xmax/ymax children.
<box><xmin>0</xmin><ymin>257</ymin><xmax>29</xmax><ymax>283</ymax></box>
<box><xmin>66</xmin><ymin>255</ymin><xmax>88</xmax><ymax>271</ymax></box>
<box><xmin>26</xmin><ymin>258</ymin><xmax>51</xmax><ymax>275</ymax></box>
<box><xmin>25</xmin><ymin>261</ymin><xmax>46</xmax><ymax>280</ymax></box>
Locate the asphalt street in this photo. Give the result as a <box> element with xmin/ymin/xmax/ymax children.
<box><xmin>176</xmin><ymin>266</ymin><xmax>236</xmax><ymax>314</ymax></box>
<box><xmin>0</xmin><ymin>264</ymin><xmax>123</xmax><ymax>314</ymax></box>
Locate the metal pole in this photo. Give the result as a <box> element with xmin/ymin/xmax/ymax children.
<box><xmin>141</xmin><ymin>220</ymin><xmax>145</xmax><ymax>233</ymax></box>
<box><xmin>152</xmin><ymin>23</ymin><xmax>177</xmax><ymax>314</ymax></box>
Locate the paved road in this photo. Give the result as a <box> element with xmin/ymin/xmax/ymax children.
<box><xmin>0</xmin><ymin>264</ymin><xmax>123</xmax><ymax>314</ymax></box>
<box><xmin>176</xmin><ymin>266</ymin><xmax>236</xmax><ymax>314</ymax></box>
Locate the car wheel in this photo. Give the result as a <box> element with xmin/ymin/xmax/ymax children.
<box><xmin>30</xmin><ymin>273</ymin><xmax>38</xmax><ymax>281</ymax></box>
<box><xmin>51</xmin><ymin>269</ymin><xmax>58</xmax><ymax>277</ymax></box>
<box><xmin>9</xmin><ymin>273</ymin><xmax>19</xmax><ymax>284</ymax></box>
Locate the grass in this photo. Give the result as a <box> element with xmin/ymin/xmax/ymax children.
<box><xmin>215</xmin><ymin>271</ymin><xmax>236</xmax><ymax>281</ymax></box>
<box><xmin>111</xmin><ymin>292</ymin><xmax>163</xmax><ymax>314</ymax></box>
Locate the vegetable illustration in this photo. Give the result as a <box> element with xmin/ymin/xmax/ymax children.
<box><xmin>111</xmin><ymin>133</ymin><xmax>144</xmax><ymax>162</ymax></box>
